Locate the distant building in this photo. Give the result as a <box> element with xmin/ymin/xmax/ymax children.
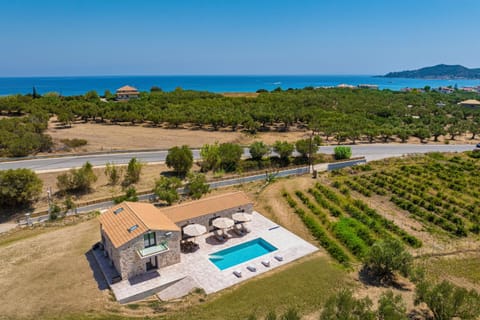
<box><xmin>460</xmin><ymin>87</ymin><xmax>478</xmax><ymax>93</ymax></box>
<box><xmin>357</xmin><ymin>84</ymin><xmax>379</xmax><ymax>90</ymax></box>
<box><xmin>458</xmin><ymin>99</ymin><xmax>480</xmax><ymax>108</ymax></box>
<box><xmin>116</xmin><ymin>85</ymin><xmax>139</xmax><ymax>101</ymax></box>
<box><xmin>337</xmin><ymin>84</ymin><xmax>356</xmax><ymax>89</ymax></box>
<box><xmin>435</xmin><ymin>86</ymin><xmax>454</xmax><ymax>94</ymax></box>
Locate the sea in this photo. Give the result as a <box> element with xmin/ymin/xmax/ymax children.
<box><xmin>0</xmin><ymin>75</ymin><xmax>479</xmax><ymax>96</ymax></box>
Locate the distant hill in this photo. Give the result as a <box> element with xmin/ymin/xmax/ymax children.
<box><xmin>383</xmin><ymin>64</ymin><xmax>480</xmax><ymax>79</ymax></box>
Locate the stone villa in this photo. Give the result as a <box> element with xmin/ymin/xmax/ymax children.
<box><xmin>98</xmin><ymin>192</ymin><xmax>253</xmax><ymax>280</ymax></box>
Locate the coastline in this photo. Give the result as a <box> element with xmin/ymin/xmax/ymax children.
<box><xmin>1</xmin><ymin>75</ymin><xmax>479</xmax><ymax>96</ymax></box>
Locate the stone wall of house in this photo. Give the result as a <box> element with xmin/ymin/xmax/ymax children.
<box><xmin>101</xmin><ymin>228</ymin><xmax>122</xmax><ymax>278</ymax></box>
<box><xmin>155</xmin><ymin>230</ymin><xmax>181</xmax><ymax>268</ymax></box>
<box><xmin>175</xmin><ymin>203</ymin><xmax>253</xmax><ymax>234</ymax></box>
<box><xmin>118</xmin><ymin>237</ymin><xmax>146</xmax><ymax>280</ymax></box>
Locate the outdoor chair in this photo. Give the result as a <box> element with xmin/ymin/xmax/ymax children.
<box><xmin>247</xmin><ymin>265</ymin><xmax>257</xmax><ymax>272</ymax></box>
<box><xmin>233</xmin><ymin>224</ymin><xmax>245</xmax><ymax>236</ymax></box>
<box><xmin>214</xmin><ymin>229</ymin><xmax>226</xmax><ymax>242</ymax></box>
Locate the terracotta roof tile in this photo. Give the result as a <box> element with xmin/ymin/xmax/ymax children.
<box><xmin>160</xmin><ymin>192</ymin><xmax>252</xmax><ymax>223</ymax></box>
<box><xmin>116</xmin><ymin>85</ymin><xmax>139</xmax><ymax>93</ymax></box>
<box><xmin>99</xmin><ymin>202</ymin><xmax>179</xmax><ymax>248</ymax></box>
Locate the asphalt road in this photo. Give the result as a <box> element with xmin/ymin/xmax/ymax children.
<box><xmin>0</xmin><ymin>144</ymin><xmax>475</xmax><ymax>172</ymax></box>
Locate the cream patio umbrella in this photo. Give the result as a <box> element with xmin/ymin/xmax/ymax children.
<box><xmin>183</xmin><ymin>224</ymin><xmax>207</xmax><ymax>237</ymax></box>
<box><xmin>212</xmin><ymin>217</ymin><xmax>234</xmax><ymax>230</ymax></box>
<box><xmin>232</xmin><ymin>212</ymin><xmax>253</xmax><ymax>223</ymax></box>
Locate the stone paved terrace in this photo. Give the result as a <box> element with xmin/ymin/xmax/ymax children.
<box><xmin>93</xmin><ymin>211</ymin><xmax>318</xmax><ymax>304</ymax></box>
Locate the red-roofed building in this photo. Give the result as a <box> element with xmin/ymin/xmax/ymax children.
<box><xmin>116</xmin><ymin>85</ymin><xmax>139</xmax><ymax>101</ymax></box>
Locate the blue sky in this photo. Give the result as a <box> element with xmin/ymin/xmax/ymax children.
<box><xmin>1</xmin><ymin>0</ymin><xmax>479</xmax><ymax>76</ymax></box>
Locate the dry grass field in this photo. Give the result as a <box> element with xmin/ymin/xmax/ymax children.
<box><xmin>45</xmin><ymin>119</ymin><xmax>308</xmax><ymax>155</ymax></box>
<box><xmin>44</xmin><ymin>116</ymin><xmax>479</xmax><ymax>156</ymax></box>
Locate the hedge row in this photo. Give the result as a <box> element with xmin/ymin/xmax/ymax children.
<box><xmin>295</xmin><ymin>190</ymin><xmax>330</xmax><ymax>227</ymax></box>
<box><xmin>391</xmin><ymin>196</ymin><xmax>467</xmax><ymax>237</ymax></box>
<box><xmin>331</xmin><ymin>218</ymin><xmax>370</xmax><ymax>258</ymax></box>
<box><xmin>282</xmin><ymin>192</ymin><xmax>350</xmax><ymax>266</ymax></box>
<box><xmin>308</xmin><ymin>188</ymin><xmax>343</xmax><ymax>217</ymax></box>
<box><xmin>344</xmin><ymin>179</ymin><xmax>372</xmax><ymax>197</ymax></box>
<box><xmin>351</xmin><ymin>199</ymin><xmax>422</xmax><ymax>248</ymax></box>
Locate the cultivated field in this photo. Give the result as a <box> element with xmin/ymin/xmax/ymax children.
<box><xmin>1</xmin><ymin>153</ymin><xmax>480</xmax><ymax>319</ymax></box>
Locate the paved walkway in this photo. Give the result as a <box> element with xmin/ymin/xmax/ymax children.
<box><xmin>93</xmin><ymin>211</ymin><xmax>318</xmax><ymax>303</ymax></box>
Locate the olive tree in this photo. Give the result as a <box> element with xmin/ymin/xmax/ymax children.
<box><xmin>320</xmin><ymin>289</ymin><xmax>375</xmax><ymax>320</ymax></box>
<box><xmin>0</xmin><ymin>168</ymin><xmax>43</xmax><ymax>208</ymax></box>
<box><xmin>123</xmin><ymin>158</ymin><xmax>143</xmax><ymax>186</ymax></box>
<box><xmin>166</xmin><ymin>145</ymin><xmax>193</xmax><ymax>176</ymax></box>
<box><xmin>153</xmin><ymin>176</ymin><xmax>182</xmax><ymax>205</ymax></box>
<box><xmin>186</xmin><ymin>173</ymin><xmax>210</xmax><ymax>199</ymax></box>
<box><xmin>415</xmin><ymin>280</ymin><xmax>480</xmax><ymax>320</ymax></box>
<box><xmin>200</xmin><ymin>142</ymin><xmax>221</xmax><ymax>172</ymax></box>
<box><xmin>218</xmin><ymin>142</ymin><xmax>243</xmax><ymax>172</ymax></box>
<box><xmin>56</xmin><ymin>161</ymin><xmax>97</xmax><ymax>194</ymax></box>
<box><xmin>273</xmin><ymin>141</ymin><xmax>294</xmax><ymax>166</ymax></box>
<box><xmin>249</xmin><ymin>141</ymin><xmax>270</xmax><ymax>161</ymax></box>
<box><xmin>363</xmin><ymin>239</ymin><xmax>412</xmax><ymax>284</ymax></box>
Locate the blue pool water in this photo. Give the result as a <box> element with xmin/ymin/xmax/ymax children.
<box><xmin>209</xmin><ymin>238</ymin><xmax>277</xmax><ymax>270</ymax></box>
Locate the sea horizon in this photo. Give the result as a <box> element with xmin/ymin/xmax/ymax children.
<box><xmin>1</xmin><ymin>74</ymin><xmax>479</xmax><ymax>96</ymax></box>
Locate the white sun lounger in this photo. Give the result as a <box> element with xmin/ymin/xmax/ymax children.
<box><xmin>233</xmin><ymin>270</ymin><xmax>242</xmax><ymax>278</ymax></box>
<box><xmin>274</xmin><ymin>255</ymin><xmax>284</xmax><ymax>262</ymax></box>
<box><xmin>261</xmin><ymin>260</ymin><xmax>270</xmax><ymax>267</ymax></box>
<box><xmin>247</xmin><ymin>265</ymin><xmax>257</xmax><ymax>272</ymax></box>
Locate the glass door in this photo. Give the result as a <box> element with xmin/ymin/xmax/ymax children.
<box><xmin>146</xmin><ymin>256</ymin><xmax>157</xmax><ymax>270</ymax></box>
<box><xmin>144</xmin><ymin>232</ymin><xmax>156</xmax><ymax>248</ymax></box>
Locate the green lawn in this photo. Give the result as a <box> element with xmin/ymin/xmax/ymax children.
<box><xmin>55</xmin><ymin>255</ymin><xmax>349</xmax><ymax>320</ymax></box>
<box><xmin>420</xmin><ymin>255</ymin><xmax>480</xmax><ymax>285</ymax></box>
<box><xmin>169</xmin><ymin>255</ymin><xmax>349</xmax><ymax>320</ymax></box>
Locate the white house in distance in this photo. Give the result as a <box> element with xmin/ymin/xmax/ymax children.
<box><xmin>116</xmin><ymin>85</ymin><xmax>140</xmax><ymax>101</ymax></box>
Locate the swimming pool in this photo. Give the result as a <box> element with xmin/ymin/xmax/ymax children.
<box><xmin>209</xmin><ymin>238</ymin><xmax>278</xmax><ymax>270</ymax></box>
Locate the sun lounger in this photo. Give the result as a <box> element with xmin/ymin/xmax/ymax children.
<box><xmin>261</xmin><ymin>260</ymin><xmax>270</xmax><ymax>267</ymax></box>
<box><xmin>274</xmin><ymin>255</ymin><xmax>284</xmax><ymax>262</ymax></box>
<box><xmin>247</xmin><ymin>265</ymin><xmax>257</xmax><ymax>272</ymax></box>
<box><xmin>214</xmin><ymin>229</ymin><xmax>226</xmax><ymax>242</ymax></box>
<box><xmin>233</xmin><ymin>224</ymin><xmax>245</xmax><ymax>236</ymax></box>
<box><xmin>233</xmin><ymin>270</ymin><xmax>242</xmax><ymax>278</ymax></box>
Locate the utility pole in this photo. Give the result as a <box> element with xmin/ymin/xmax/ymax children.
<box><xmin>47</xmin><ymin>187</ymin><xmax>52</xmax><ymax>216</ymax></box>
<box><xmin>309</xmin><ymin>130</ymin><xmax>315</xmax><ymax>177</ymax></box>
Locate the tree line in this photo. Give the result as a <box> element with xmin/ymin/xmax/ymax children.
<box><xmin>1</xmin><ymin>87</ymin><xmax>480</xmax><ymax>156</ymax></box>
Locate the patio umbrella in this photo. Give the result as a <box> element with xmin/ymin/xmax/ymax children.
<box><xmin>183</xmin><ymin>224</ymin><xmax>207</xmax><ymax>237</ymax></box>
<box><xmin>212</xmin><ymin>217</ymin><xmax>234</xmax><ymax>229</ymax></box>
<box><xmin>232</xmin><ymin>212</ymin><xmax>253</xmax><ymax>223</ymax></box>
